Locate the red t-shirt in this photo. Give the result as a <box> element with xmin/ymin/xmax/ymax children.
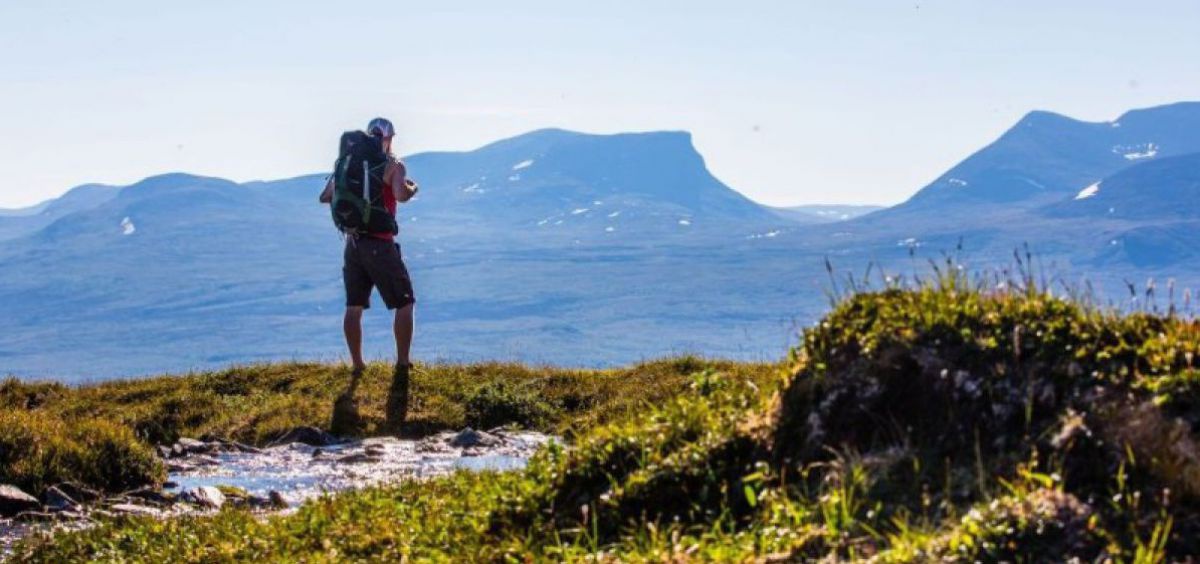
<box><xmin>370</xmin><ymin>160</ymin><xmax>400</xmax><ymax>242</ymax></box>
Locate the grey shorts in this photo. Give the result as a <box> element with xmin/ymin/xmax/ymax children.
<box><xmin>343</xmin><ymin>237</ymin><xmax>416</xmax><ymax>310</ymax></box>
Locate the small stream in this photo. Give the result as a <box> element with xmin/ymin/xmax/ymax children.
<box><xmin>1</xmin><ymin>429</ymin><xmax>552</xmax><ymax>558</ymax></box>
<box><xmin>166</xmin><ymin>430</ymin><xmax>550</xmax><ymax>505</ymax></box>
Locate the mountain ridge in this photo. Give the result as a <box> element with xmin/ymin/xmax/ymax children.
<box><xmin>1</xmin><ymin>104</ymin><xmax>1199</xmax><ymax>379</ymax></box>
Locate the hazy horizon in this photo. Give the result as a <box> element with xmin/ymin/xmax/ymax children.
<box><xmin>3</xmin><ymin>1</ymin><xmax>1198</xmax><ymax>209</ymax></box>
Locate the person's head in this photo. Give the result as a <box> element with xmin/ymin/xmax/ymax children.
<box><xmin>367</xmin><ymin>117</ymin><xmax>395</xmax><ymax>153</ymax></box>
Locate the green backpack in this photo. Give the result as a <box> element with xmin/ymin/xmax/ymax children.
<box><xmin>330</xmin><ymin>130</ymin><xmax>397</xmax><ymax>235</ymax></box>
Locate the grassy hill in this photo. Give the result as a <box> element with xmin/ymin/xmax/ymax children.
<box><xmin>10</xmin><ymin>272</ymin><xmax>1200</xmax><ymax>561</ymax></box>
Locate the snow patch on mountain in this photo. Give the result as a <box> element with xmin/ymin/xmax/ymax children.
<box><xmin>1074</xmin><ymin>182</ymin><xmax>1101</xmax><ymax>200</ymax></box>
<box><xmin>120</xmin><ymin>216</ymin><xmax>136</xmax><ymax>235</ymax></box>
<box><xmin>1113</xmin><ymin>143</ymin><xmax>1158</xmax><ymax>160</ymax></box>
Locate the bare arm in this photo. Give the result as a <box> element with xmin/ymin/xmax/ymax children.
<box><xmin>390</xmin><ymin>159</ymin><xmax>418</xmax><ymax>202</ymax></box>
<box><xmin>319</xmin><ymin>177</ymin><xmax>333</xmax><ymax>204</ymax></box>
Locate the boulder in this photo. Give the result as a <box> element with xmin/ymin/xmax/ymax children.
<box><xmin>175</xmin><ymin>437</ymin><xmax>212</xmax><ymax>455</ymax></box>
<box><xmin>186</xmin><ymin>486</ymin><xmax>226</xmax><ymax>509</ymax></box>
<box><xmin>449</xmin><ymin>428</ymin><xmax>503</xmax><ymax>448</ymax></box>
<box><xmin>268</xmin><ymin>426</ymin><xmax>339</xmax><ymax>447</ymax></box>
<box><xmin>0</xmin><ymin>484</ymin><xmax>40</xmax><ymax>516</ymax></box>
<box><xmin>336</xmin><ymin>453</ymin><xmax>380</xmax><ymax>464</ymax></box>
<box><xmin>189</xmin><ymin>455</ymin><xmax>221</xmax><ymax>467</ymax></box>
<box><xmin>52</xmin><ymin>482</ymin><xmax>101</xmax><ymax>504</ymax></box>
<box><xmin>123</xmin><ymin>486</ymin><xmax>177</xmax><ymax>507</ymax></box>
<box><xmin>365</xmin><ymin>444</ymin><xmax>387</xmax><ymax>456</ymax></box>
<box><xmin>268</xmin><ymin>490</ymin><xmax>288</xmax><ymax>509</ymax></box>
<box><xmin>41</xmin><ymin>485</ymin><xmax>79</xmax><ymax>511</ymax></box>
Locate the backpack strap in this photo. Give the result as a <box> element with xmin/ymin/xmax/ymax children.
<box><xmin>361</xmin><ymin>160</ymin><xmax>372</xmax><ymax>228</ymax></box>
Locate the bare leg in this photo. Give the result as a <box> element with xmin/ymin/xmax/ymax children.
<box><xmin>394</xmin><ymin>304</ymin><xmax>414</xmax><ymax>365</ymax></box>
<box><xmin>344</xmin><ymin>306</ymin><xmax>366</xmax><ymax>371</ymax></box>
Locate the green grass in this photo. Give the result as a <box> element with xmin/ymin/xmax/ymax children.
<box><xmin>0</xmin><ymin>409</ymin><xmax>163</xmax><ymax>496</ymax></box>
<box><xmin>0</xmin><ymin>357</ymin><xmax>779</xmax><ymax>494</ymax></box>
<box><xmin>11</xmin><ymin>269</ymin><xmax>1200</xmax><ymax>561</ymax></box>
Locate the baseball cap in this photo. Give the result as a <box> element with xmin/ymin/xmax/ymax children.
<box><xmin>367</xmin><ymin>117</ymin><xmax>395</xmax><ymax>138</ymax></box>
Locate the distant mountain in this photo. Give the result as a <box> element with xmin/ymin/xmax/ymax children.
<box><xmin>2</xmin><ymin>106</ymin><xmax>1199</xmax><ymax>381</ymax></box>
<box><xmin>405</xmin><ymin>128</ymin><xmax>781</xmax><ymax>241</ymax></box>
<box><xmin>0</xmin><ymin>183</ymin><xmax>119</xmax><ymax>241</ymax></box>
<box><xmin>1043</xmin><ymin>152</ymin><xmax>1200</xmax><ymax>221</ymax></box>
<box><xmin>767</xmin><ymin>204</ymin><xmax>883</xmax><ymax>224</ymax></box>
<box><xmin>0</xmin><ymin>129</ymin><xmax>807</xmax><ymax>380</ymax></box>
<box><xmin>895</xmin><ymin>102</ymin><xmax>1200</xmax><ymax>212</ymax></box>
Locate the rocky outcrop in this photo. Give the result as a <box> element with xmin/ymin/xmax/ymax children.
<box><xmin>0</xmin><ymin>485</ymin><xmax>39</xmax><ymax>516</ymax></box>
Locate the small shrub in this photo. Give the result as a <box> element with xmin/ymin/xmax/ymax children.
<box><xmin>464</xmin><ymin>381</ymin><xmax>553</xmax><ymax>430</ymax></box>
<box><xmin>0</xmin><ymin>410</ymin><xmax>164</xmax><ymax>493</ymax></box>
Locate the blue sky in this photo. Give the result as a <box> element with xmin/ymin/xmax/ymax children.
<box><xmin>1</xmin><ymin>1</ymin><xmax>1197</xmax><ymax>208</ymax></box>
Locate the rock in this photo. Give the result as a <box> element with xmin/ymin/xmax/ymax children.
<box><xmin>312</xmin><ymin>448</ymin><xmax>325</xmax><ymax>458</ymax></box>
<box><xmin>176</xmin><ymin>437</ymin><xmax>211</xmax><ymax>454</ymax></box>
<box><xmin>123</xmin><ymin>486</ymin><xmax>176</xmax><ymax>507</ymax></box>
<box><xmin>417</xmin><ymin>434</ymin><xmax>454</xmax><ymax>453</ymax></box>
<box><xmin>186</xmin><ymin>486</ymin><xmax>226</xmax><ymax>509</ymax></box>
<box><xmin>41</xmin><ymin>485</ymin><xmax>79</xmax><ymax>511</ymax></box>
<box><xmin>229</xmin><ymin>441</ymin><xmax>264</xmax><ymax>454</ymax></box>
<box><xmin>336</xmin><ymin>453</ymin><xmax>380</xmax><ymax>464</ymax></box>
<box><xmin>110</xmin><ymin>503</ymin><xmax>163</xmax><ymax>517</ymax></box>
<box><xmin>0</xmin><ymin>484</ymin><xmax>40</xmax><ymax>516</ymax></box>
<box><xmin>268</xmin><ymin>426</ymin><xmax>339</xmax><ymax>447</ymax></box>
<box><xmin>53</xmin><ymin>482</ymin><xmax>101</xmax><ymax>504</ymax></box>
<box><xmin>244</xmin><ymin>495</ymin><xmax>272</xmax><ymax>508</ymax></box>
<box><xmin>189</xmin><ymin>455</ymin><xmax>221</xmax><ymax>466</ymax></box>
<box><xmin>449</xmin><ymin>428</ymin><xmax>503</xmax><ymax>448</ymax></box>
<box><xmin>216</xmin><ymin>485</ymin><xmax>249</xmax><ymax>502</ymax></box>
<box><xmin>163</xmin><ymin>481</ymin><xmax>179</xmax><ymax>489</ymax></box>
<box><xmin>156</xmin><ymin>445</ymin><xmax>174</xmax><ymax>459</ymax></box>
<box><xmin>167</xmin><ymin>461</ymin><xmax>195</xmax><ymax>473</ymax></box>
<box><xmin>365</xmin><ymin>444</ymin><xmax>387</xmax><ymax>456</ymax></box>
<box><xmin>15</xmin><ymin>510</ymin><xmax>61</xmax><ymax>523</ymax></box>
<box><xmin>268</xmin><ymin>490</ymin><xmax>288</xmax><ymax>509</ymax></box>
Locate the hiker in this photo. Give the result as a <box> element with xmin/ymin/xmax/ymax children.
<box><xmin>319</xmin><ymin>117</ymin><xmax>419</xmax><ymax>435</ymax></box>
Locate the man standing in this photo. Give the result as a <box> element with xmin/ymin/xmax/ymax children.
<box><xmin>319</xmin><ymin>117</ymin><xmax>418</xmax><ymax>435</ymax></box>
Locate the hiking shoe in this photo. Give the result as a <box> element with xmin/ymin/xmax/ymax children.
<box><xmin>330</xmin><ymin>367</ymin><xmax>365</xmax><ymax>437</ymax></box>
<box><xmin>385</xmin><ymin>362</ymin><xmax>411</xmax><ymax>433</ymax></box>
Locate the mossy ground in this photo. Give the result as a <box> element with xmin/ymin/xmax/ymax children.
<box><xmin>12</xmin><ymin>273</ymin><xmax>1200</xmax><ymax>561</ymax></box>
